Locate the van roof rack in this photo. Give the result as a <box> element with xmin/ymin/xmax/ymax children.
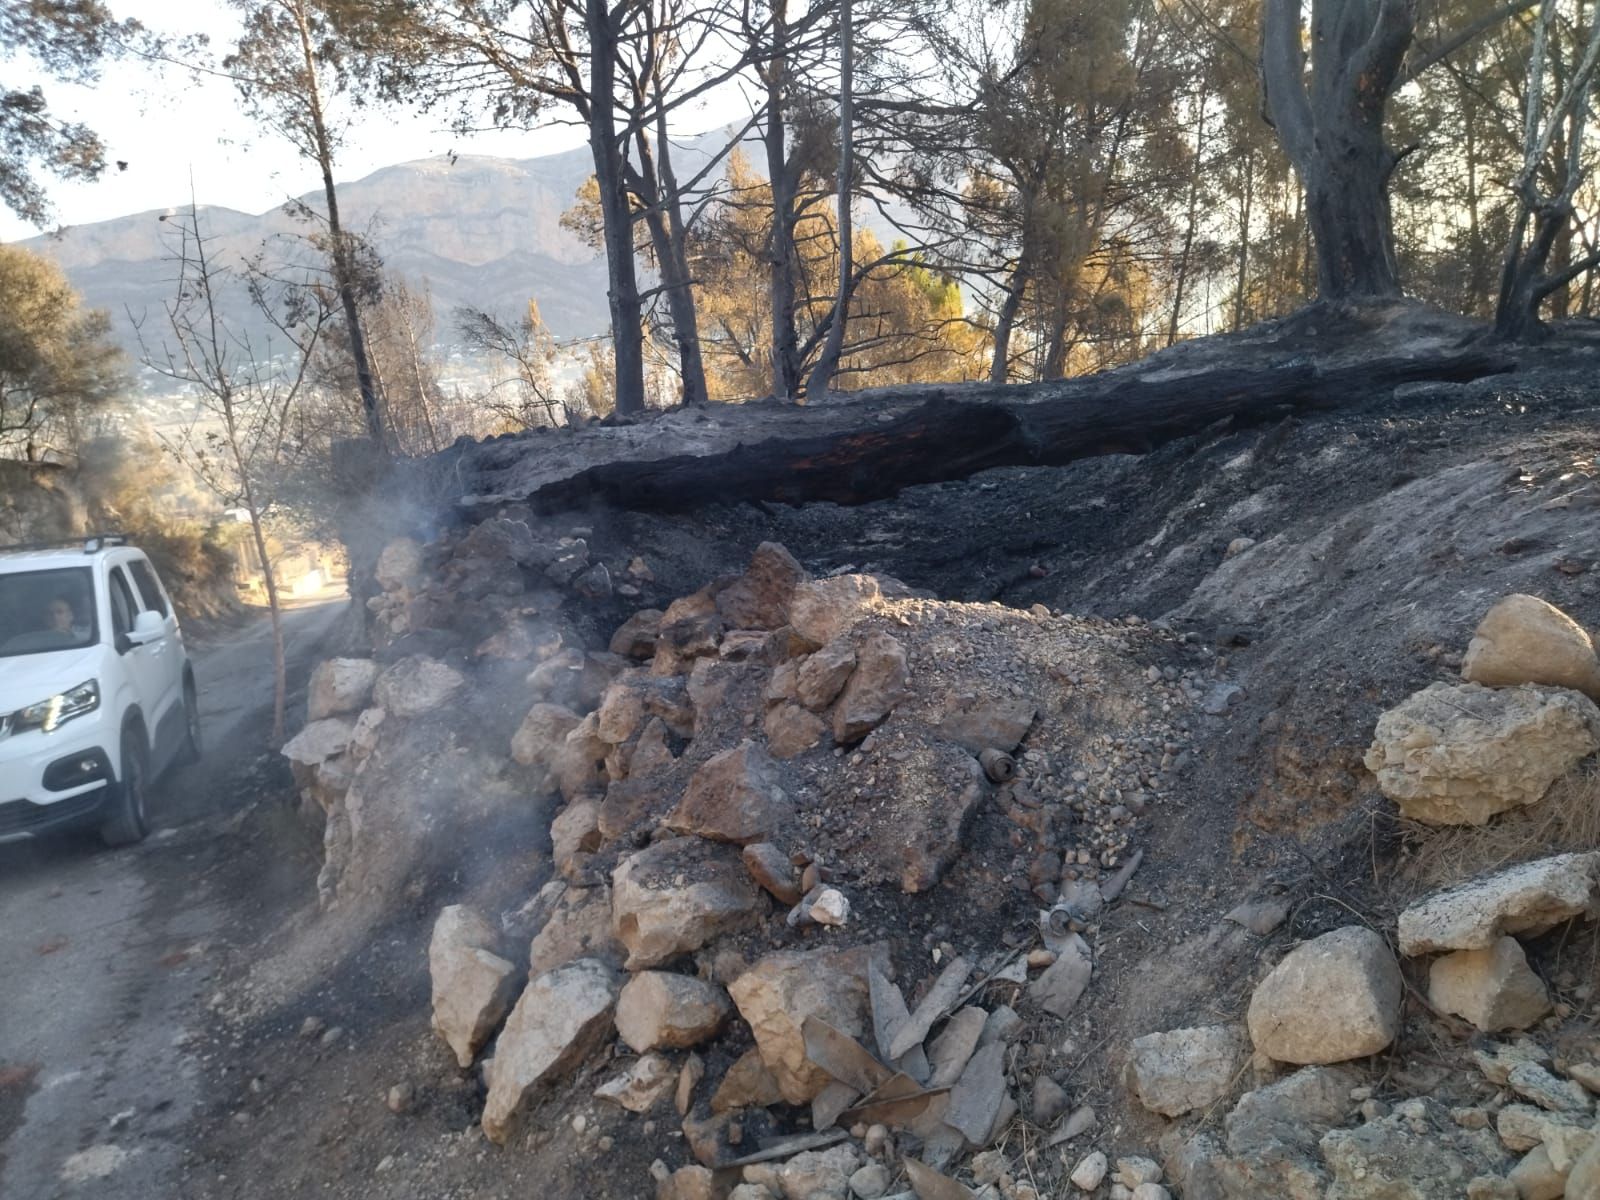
<box><xmin>0</xmin><ymin>533</ymin><xmax>129</xmax><ymax>554</ymax></box>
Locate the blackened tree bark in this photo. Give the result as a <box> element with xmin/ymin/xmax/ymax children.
<box><xmin>1261</xmin><ymin>0</ymin><xmax>1416</xmax><ymax>301</ymax></box>
<box><xmin>763</xmin><ymin>0</ymin><xmax>803</xmax><ymax>401</ymax></box>
<box><xmin>805</xmin><ymin>0</ymin><xmax>854</xmax><ymax>398</ymax></box>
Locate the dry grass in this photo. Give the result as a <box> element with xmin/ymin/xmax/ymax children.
<box><xmin>1395</xmin><ymin>764</ymin><xmax>1600</xmax><ymax>895</ymax></box>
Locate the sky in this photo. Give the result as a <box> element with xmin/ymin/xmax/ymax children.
<box><xmin>0</xmin><ymin>0</ymin><xmax>593</xmax><ymax>242</ymax></box>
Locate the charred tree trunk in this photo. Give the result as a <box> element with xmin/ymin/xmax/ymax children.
<box><xmin>630</xmin><ymin>126</ymin><xmax>709</xmax><ymax>407</ymax></box>
<box><xmin>764</xmin><ymin>0</ymin><xmax>802</xmax><ymax>401</ymax></box>
<box><xmin>1261</xmin><ymin>0</ymin><xmax>1414</xmax><ymax>301</ymax></box>
<box><xmin>805</xmin><ymin>0</ymin><xmax>854</xmax><ymax>398</ymax></box>
<box><xmin>989</xmin><ymin>260</ymin><xmax>1029</xmax><ymax>383</ymax></box>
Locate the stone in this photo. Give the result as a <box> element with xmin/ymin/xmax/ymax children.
<box><xmin>1125</xmin><ymin>1025</ymin><xmax>1247</xmax><ymax>1118</ymax></box>
<box><xmin>1246</xmin><ymin>926</ymin><xmax>1401</xmax><ymax>1065</ymax></box>
<box><xmin>551</xmin><ymin>713</ymin><xmax>611</xmax><ymax>800</ymax></box>
<box><xmin>796</xmin><ymin>639</ymin><xmax>858</xmax><ymax>711</ymax></box>
<box><xmin>1506</xmin><ymin>1061</ymin><xmax>1594</xmax><ymax>1114</ymax></box>
<box><xmin>597</xmin><ymin>672</ymin><xmax>696</xmax><ymax>744</ymax></box>
<box><xmin>946</xmin><ymin>1040</ymin><xmax>1007</xmax><ymax>1145</ymax></box>
<box><xmin>1509</xmin><ymin>1146</ymin><xmax>1567</xmax><ymax>1200</ymax></box>
<box><xmin>938</xmin><ymin>693</ymin><xmax>1037</xmax><ymax>754</ymax></box>
<box><xmin>349</xmin><ymin>706</ymin><xmax>385</xmax><ymax>760</ymax></box>
<box><xmin>771</xmin><ymin>1144</ymin><xmax>862</xmax><ymax>1200</ymax></box>
<box><xmin>611</xmin><ymin>609</ymin><xmax>665</xmax><ymax>659</ymax></box>
<box><xmin>658</xmin><ymin>1164</ymin><xmax>717</xmax><ymax>1200</ymax></box>
<box><xmin>743</xmin><ymin>842</ymin><xmax>803</xmax><ymax>905</ymax></box>
<box><xmin>1320</xmin><ymin>1099</ymin><xmax>1510</xmax><ymax>1200</ymax></box>
<box><xmin>551</xmin><ymin>799</ymin><xmax>603</xmax><ymax>881</ymax></box>
<box><xmin>1132</xmin><ymin>1186</ymin><xmax>1171</xmax><ymax>1200</ymax></box>
<box><xmin>1363</xmin><ymin>682</ymin><xmax>1600</xmax><ymax>825</ymax></box>
<box><xmin>282</xmin><ymin>717</ymin><xmax>354</xmax><ymax>767</ymax></box>
<box><xmin>375</xmin><ymin>536</ymin><xmax>423</xmax><ymax>591</ymax></box>
<box><xmin>611</xmin><ymin>838</ymin><xmax>765</xmax><ymax>970</ymax></box>
<box><xmin>810</xmin><ymin>888</ymin><xmax>850</xmax><ymax>926</ymax></box>
<box><xmin>481</xmin><ymin>958</ymin><xmax>619</xmax><ymax>1144</ymax></box>
<box><xmin>834</xmin><ymin>631</ymin><xmax>910</xmax><ymax>743</ymax></box>
<box><xmin>711</xmin><ymin>1047</ymin><xmax>785</xmax><ymax>1113</ymax></box>
<box><xmin>429</xmin><ymin>905</ymin><xmax>517</xmax><ymax>1069</ymax></box>
<box><xmin>1569</xmin><ymin>1137</ymin><xmax>1600</xmax><ymax>1200</ymax></box>
<box><xmin>1218</xmin><ymin>1066</ymin><xmax>1357</xmax><ymax>1200</ymax></box>
<box><xmin>1071</xmin><ymin>1151</ymin><xmax>1109</xmax><ymax>1191</ymax></box>
<box><xmin>615</xmin><ymin>971</ymin><xmax>732</xmax><ymax>1053</ymax></box>
<box><xmin>307</xmin><ymin>658</ymin><xmax>380</xmax><ymax>720</ymax></box>
<box><xmin>788</xmin><ymin>574</ymin><xmax>883</xmax><ymax>648</ymax></box>
<box><xmin>1428</xmin><ymin>937</ymin><xmax>1551</xmax><ymax>1032</ymax></box>
<box><xmin>716</xmin><ymin>542</ymin><xmax>808</xmax><ymax>632</ymax></box>
<box><xmin>628</xmin><ymin>717</ymin><xmax>678</xmax><ymax>777</ymax></box>
<box><xmin>1033</xmin><ymin>1075</ymin><xmax>1069</xmax><ymax>1126</ymax></box>
<box><xmin>1495</xmin><ymin>1104</ymin><xmax>1591</xmax><ymax>1152</ymax></box>
<box><xmin>1029</xmin><ymin>933</ymin><xmax>1092</xmax><ymax>1019</ymax></box>
<box><xmin>1570</xmin><ymin>1062</ymin><xmax>1600</xmax><ymax>1094</ymax></box>
<box><xmin>1462</xmin><ymin>594</ymin><xmax>1600</xmax><ymax>699</ymax></box>
<box><xmin>373</xmin><ymin>655</ymin><xmax>466</xmax><ymax>720</ymax></box>
<box><xmin>928</xmin><ymin>1006</ymin><xmax>989</xmax><ymax>1089</ymax></box>
<box><xmin>510</xmin><ymin>702</ymin><xmax>583</xmax><ymax>768</ymax></box>
<box><xmin>667</xmin><ymin>741</ymin><xmax>791</xmax><ymax>844</ymax></box>
<box><xmin>1398</xmin><ymin>853</ymin><xmax>1600</xmax><ymax>954</ymax></box>
<box><xmin>727</xmin><ymin>942</ymin><xmax>891</xmax><ymax>1105</ymax></box>
<box><xmin>765</xmin><ymin>702</ymin><xmax>828</xmax><ymax>759</ymax></box>
<box><xmin>677</xmin><ymin>1052</ymin><xmax>704</xmax><ymax>1114</ymax></box>
<box><xmin>529</xmin><ymin>883</ymin><xmax>624</xmax><ymax>976</ymax></box>
<box><xmin>595</xmin><ymin>1052</ymin><xmax>676</xmax><ymax>1113</ymax></box>
<box><xmin>849</xmin><ymin>1162</ymin><xmax>891</xmax><ymax>1199</ymax></box>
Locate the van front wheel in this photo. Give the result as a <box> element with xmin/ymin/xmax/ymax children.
<box><xmin>101</xmin><ymin>729</ymin><xmax>151</xmax><ymax>847</ymax></box>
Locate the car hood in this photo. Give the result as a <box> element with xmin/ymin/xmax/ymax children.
<box><xmin>0</xmin><ymin>646</ymin><xmax>105</xmax><ymax>711</ymax></box>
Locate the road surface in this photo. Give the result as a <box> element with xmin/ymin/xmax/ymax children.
<box><xmin>0</xmin><ymin>598</ymin><xmax>346</xmax><ymax>1200</ymax></box>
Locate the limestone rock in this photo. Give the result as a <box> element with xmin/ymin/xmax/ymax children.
<box><xmin>1428</xmin><ymin>936</ymin><xmax>1551</xmax><ymax>1032</ymax></box>
<box><xmin>1569</xmin><ymin>1136</ymin><xmax>1600</xmax><ymax>1200</ymax></box>
<box><xmin>742</xmin><ymin>842</ymin><xmax>802</xmax><ymax>905</ymax></box>
<box><xmin>833</xmin><ymin>631</ymin><xmax>910</xmax><ymax>743</ymax></box>
<box><xmin>528</xmin><ymin>648</ymin><xmax>627</xmax><ymax>710</ymax></box>
<box><xmin>551</xmin><ymin>713</ymin><xmax>611</xmax><ymax>801</ymax></box>
<box><xmin>770</xmin><ymin>1144</ymin><xmax>862</xmax><ymax>1200</ymax></box>
<box><xmin>939</xmin><ymin>693</ymin><xmax>1037</xmax><ymax>754</ymax></box>
<box><xmin>307</xmin><ymin>658</ymin><xmax>380</xmax><ymax>720</ymax></box>
<box><xmin>481</xmin><ymin>958</ymin><xmax>619</xmax><ymax>1144</ymax></box>
<box><xmin>658</xmin><ymin>1164</ymin><xmax>717</xmax><ymax>1200</ymax></box>
<box><xmin>610</xmin><ymin>608</ymin><xmax>665</xmax><ymax>659</ymax></box>
<box><xmin>1218</xmin><ymin>1066</ymin><xmax>1358</xmax><ymax>1200</ymax></box>
<box><xmin>727</xmin><ymin>942</ymin><xmax>890</xmax><ymax>1104</ymax></box>
<box><xmin>796</xmin><ymin>639</ymin><xmax>857</xmax><ymax>711</ymax></box>
<box><xmin>429</xmin><ymin>905</ymin><xmax>517</xmax><ymax>1069</ymax></box>
<box><xmin>1071</xmin><ymin>1151</ymin><xmax>1109</xmax><ymax>1190</ymax></box>
<box><xmin>1462</xmin><ymin>593</ymin><xmax>1600</xmax><ymax>698</ymax></box>
<box><xmin>551</xmin><ymin>799</ymin><xmax>603</xmax><ymax>881</ymax></box>
<box><xmin>348</xmin><ymin>706</ymin><xmax>385</xmax><ymax>760</ymax></box>
<box><xmin>375</xmin><ymin>536</ymin><xmax>423</xmax><ymax>591</ymax></box>
<box><xmin>1398</xmin><ymin>853</ymin><xmax>1600</xmax><ymax>954</ymax></box>
<box><xmin>282</xmin><ymin>717</ymin><xmax>354</xmax><ymax>767</ymax></box>
<box><xmin>1320</xmin><ymin>1099</ymin><xmax>1509</xmax><ymax>1200</ymax></box>
<box><xmin>1363</xmin><ymin>682</ymin><xmax>1600</xmax><ymax>825</ymax></box>
<box><xmin>596</xmin><ymin>672</ymin><xmax>695</xmax><ymax>745</ymax></box>
<box><xmin>615</xmin><ymin>971</ymin><xmax>732</xmax><ymax>1053</ymax></box>
<box><xmin>1509</xmin><ymin>1146</ymin><xmax>1567</xmax><ymax>1200</ymax></box>
<box><xmin>716</xmin><ymin>542</ymin><xmax>807</xmax><ymax>631</ymax></box>
<box><xmin>1125</xmin><ymin>1025</ymin><xmax>1247</xmax><ymax>1117</ymax></box>
<box><xmin>529</xmin><ymin>882</ymin><xmax>624</xmax><ymax>976</ymax></box>
<box><xmin>788</xmin><ymin>574</ymin><xmax>883</xmax><ymax>648</ymax></box>
<box><xmin>711</xmin><ymin>1047</ymin><xmax>784</xmax><ymax>1112</ymax></box>
<box><xmin>372</xmin><ymin>654</ymin><xmax>466</xmax><ymax>719</ymax></box>
<box><xmin>595</xmin><ymin>1051</ymin><xmax>676</xmax><ymax>1113</ymax></box>
<box><xmin>1495</xmin><ymin>1103</ymin><xmax>1591</xmax><ymax>1152</ymax></box>
<box><xmin>611</xmin><ymin>837</ymin><xmax>765</xmax><ymax>969</ymax></box>
<box><xmin>764</xmin><ymin>702</ymin><xmax>827</xmax><ymax>760</ymax></box>
<box><xmin>1506</xmin><ymin>1061</ymin><xmax>1594</xmax><ymax>1114</ymax></box>
<box><xmin>1246</xmin><ymin>926</ymin><xmax>1401</xmax><ymax>1065</ymax></box>
<box><xmin>510</xmin><ymin>702</ymin><xmax>582</xmax><ymax>768</ymax></box>
<box><xmin>666</xmin><ymin>741</ymin><xmax>791</xmax><ymax>844</ymax></box>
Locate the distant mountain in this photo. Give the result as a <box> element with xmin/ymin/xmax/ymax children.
<box><xmin>18</xmin><ymin>143</ymin><xmax>627</xmax><ymax>370</ymax></box>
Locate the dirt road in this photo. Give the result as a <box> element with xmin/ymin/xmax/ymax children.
<box><xmin>0</xmin><ymin>598</ymin><xmax>346</xmax><ymax>1200</ymax></box>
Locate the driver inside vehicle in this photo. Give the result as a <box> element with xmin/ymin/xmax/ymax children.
<box><xmin>44</xmin><ymin>595</ymin><xmax>90</xmax><ymax>640</ymax></box>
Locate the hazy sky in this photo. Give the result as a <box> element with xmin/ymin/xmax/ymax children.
<box><xmin>0</xmin><ymin>0</ymin><xmax>592</xmax><ymax>242</ymax></box>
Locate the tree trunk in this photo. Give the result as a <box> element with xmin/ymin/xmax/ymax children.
<box><xmin>764</xmin><ymin>0</ymin><xmax>802</xmax><ymax>401</ymax></box>
<box><xmin>805</xmin><ymin>0</ymin><xmax>854</xmax><ymax>398</ymax></box>
<box><xmin>1168</xmin><ymin>92</ymin><xmax>1208</xmax><ymax>346</ymax></box>
<box><xmin>631</xmin><ymin>125</ymin><xmax>709</xmax><ymax>407</ymax></box>
<box><xmin>587</xmin><ymin>0</ymin><xmax>647</xmax><ymax>415</ymax></box>
<box><xmin>1233</xmin><ymin>146</ymin><xmax>1254</xmax><ymax>331</ymax></box>
<box><xmin>988</xmin><ymin>260</ymin><xmax>1029</xmax><ymax>383</ymax></box>
<box><xmin>1300</xmin><ymin>131</ymin><xmax>1402</xmax><ymax>299</ymax></box>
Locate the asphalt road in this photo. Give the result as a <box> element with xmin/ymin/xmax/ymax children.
<box><xmin>0</xmin><ymin>598</ymin><xmax>346</xmax><ymax>1200</ymax></box>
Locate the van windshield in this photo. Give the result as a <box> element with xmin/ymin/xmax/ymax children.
<box><xmin>0</xmin><ymin>567</ymin><xmax>99</xmax><ymax>657</ymax></box>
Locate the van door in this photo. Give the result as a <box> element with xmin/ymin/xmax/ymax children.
<box><xmin>109</xmin><ymin>564</ymin><xmax>176</xmax><ymax>765</ymax></box>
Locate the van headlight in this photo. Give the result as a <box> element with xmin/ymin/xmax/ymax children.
<box><xmin>12</xmin><ymin>679</ymin><xmax>100</xmax><ymax>734</ymax></box>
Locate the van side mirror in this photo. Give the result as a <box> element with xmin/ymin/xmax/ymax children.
<box><xmin>127</xmin><ymin>609</ymin><xmax>166</xmax><ymax>646</ymax></box>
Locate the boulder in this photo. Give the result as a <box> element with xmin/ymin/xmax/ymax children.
<box><xmin>764</xmin><ymin>702</ymin><xmax>827</xmax><ymax>760</ymax></box>
<box><xmin>511</xmin><ymin>702</ymin><xmax>582</xmax><ymax>768</ymax></box>
<box><xmin>307</xmin><ymin>658</ymin><xmax>380</xmax><ymax>720</ymax></box>
<box><xmin>1246</xmin><ymin>926</ymin><xmax>1401</xmax><ymax>1065</ymax></box>
<box><xmin>716</xmin><ymin>542</ymin><xmax>807</xmax><ymax>631</ymax></box>
<box><xmin>1569</xmin><ymin>1136</ymin><xmax>1600</xmax><ymax>1200</ymax></box>
<box><xmin>611</xmin><ymin>838</ymin><xmax>765</xmax><ymax>969</ymax></box>
<box><xmin>615</xmin><ymin>971</ymin><xmax>732</xmax><ymax>1053</ymax></box>
<box><xmin>429</xmin><ymin>905</ymin><xmax>518</xmax><ymax>1069</ymax></box>
<box><xmin>795</xmin><ymin>639</ymin><xmax>857</xmax><ymax>711</ymax></box>
<box><xmin>1217</xmin><ymin>1066</ymin><xmax>1358</xmax><ymax>1200</ymax></box>
<box><xmin>375</xmin><ymin>536</ymin><xmax>424</xmax><ymax>591</ymax></box>
<box><xmin>596</xmin><ymin>672</ymin><xmax>695</xmax><ymax>745</ymax></box>
<box><xmin>372</xmin><ymin>655</ymin><xmax>466</xmax><ymax>719</ymax></box>
<box><xmin>833</xmin><ymin>632</ymin><xmax>910</xmax><ymax>743</ymax></box>
<box><xmin>1362</xmin><ymin>683</ymin><xmax>1600</xmax><ymax>825</ymax></box>
<box><xmin>726</xmin><ymin>942</ymin><xmax>891</xmax><ymax>1104</ymax></box>
<box><xmin>1462</xmin><ymin>594</ymin><xmax>1600</xmax><ymax>699</ymax></box>
<box><xmin>666</xmin><ymin>741</ymin><xmax>791</xmax><ymax>844</ymax></box>
<box><xmin>1508</xmin><ymin>1146</ymin><xmax>1566</xmax><ymax>1200</ymax></box>
<box><xmin>527</xmin><ymin>648</ymin><xmax>627</xmax><ymax>710</ymax></box>
<box><xmin>1398</xmin><ymin>853</ymin><xmax>1600</xmax><ymax>955</ymax></box>
<box><xmin>594</xmin><ymin>1051</ymin><xmax>676</xmax><ymax>1113</ymax></box>
<box><xmin>1319</xmin><ymin>1099</ymin><xmax>1509</xmax><ymax>1200</ymax></box>
<box><xmin>1428</xmin><ymin>936</ymin><xmax>1551</xmax><ymax>1032</ymax></box>
<box><xmin>610</xmin><ymin>608</ymin><xmax>665</xmax><ymax>659</ymax></box>
<box><xmin>938</xmin><ymin>693</ymin><xmax>1037</xmax><ymax>754</ymax></box>
<box><xmin>1125</xmin><ymin>1025</ymin><xmax>1247</xmax><ymax>1117</ymax></box>
<box><xmin>551</xmin><ymin>713</ymin><xmax>611</xmax><ymax>801</ymax></box>
<box><xmin>742</xmin><ymin>842</ymin><xmax>802</xmax><ymax>905</ymax></box>
<box><xmin>282</xmin><ymin>717</ymin><xmax>354</xmax><ymax>768</ymax></box>
<box><xmin>788</xmin><ymin>574</ymin><xmax>883</xmax><ymax>648</ymax></box>
<box><xmin>481</xmin><ymin>958</ymin><xmax>620</xmax><ymax>1144</ymax></box>
<box><xmin>529</xmin><ymin>882</ymin><xmax>624</xmax><ymax>976</ymax></box>
<box><xmin>550</xmin><ymin>799</ymin><xmax>603</xmax><ymax>881</ymax></box>
<box><xmin>348</xmin><ymin>706</ymin><xmax>385</xmax><ymax>760</ymax></box>
<box><xmin>711</xmin><ymin>1046</ymin><xmax>785</xmax><ymax>1112</ymax></box>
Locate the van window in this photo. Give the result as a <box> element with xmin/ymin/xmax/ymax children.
<box><xmin>0</xmin><ymin>567</ymin><xmax>98</xmax><ymax>657</ymax></box>
<box><xmin>109</xmin><ymin>567</ymin><xmax>137</xmax><ymax>638</ymax></box>
<box><xmin>128</xmin><ymin>559</ymin><xmax>170</xmax><ymax>618</ymax></box>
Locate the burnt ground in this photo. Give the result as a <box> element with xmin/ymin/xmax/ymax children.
<box><xmin>10</xmin><ymin>326</ymin><xmax>1600</xmax><ymax>1199</ymax></box>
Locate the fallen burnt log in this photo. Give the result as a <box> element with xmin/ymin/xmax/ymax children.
<box><xmin>447</xmin><ymin>345</ymin><xmax>1514</xmax><ymax>515</ymax></box>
